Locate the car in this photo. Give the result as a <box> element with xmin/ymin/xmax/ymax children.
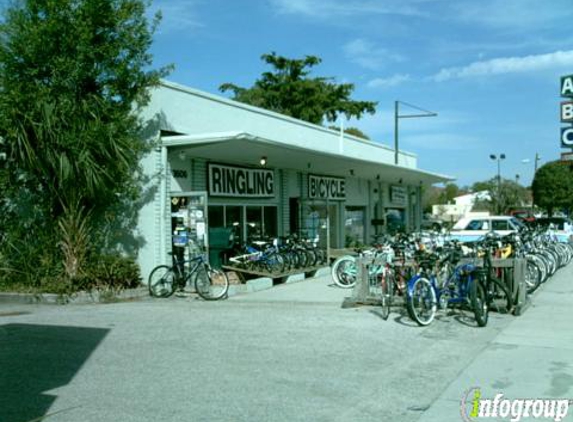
<box><xmin>530</xmin><ymin>217</ymin><xmax>573</xmax><ymax>243</ymax></box>
<box><xmin>421</xmin><ymin>215</ymin><xmax>444</xmax><ymax>231</ymax></box>
<box><xmin>449</xmin><ymin>215</ymin><xmax>526</xmax><ymax>242</ymax></box>
<box><xmin>509</xmin><ymin>209</ymin><xmax>535</xmax><ymax>223</ymax></box>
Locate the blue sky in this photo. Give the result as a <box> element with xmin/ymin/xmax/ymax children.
<box><xmin>147</xmin><ymin>0</ymin><xmax>573</xmax><ymax>188</ymax></box>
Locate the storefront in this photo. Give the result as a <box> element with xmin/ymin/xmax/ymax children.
<box><xmin>136</xmin><ymin>81</ymin><xmax>452</xmax><ymax>278</ymax></box>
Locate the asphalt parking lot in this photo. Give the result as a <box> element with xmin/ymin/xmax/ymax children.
<box><xmin>1</xmin><ymin>264</ymin><xmax>572</xmax><ymax>422</ymax></box>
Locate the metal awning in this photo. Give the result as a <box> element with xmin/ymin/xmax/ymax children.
<box><xmin>162</xmin><ymin>131</ymin><xmax>454</xmax><ymax>186</ymax></box>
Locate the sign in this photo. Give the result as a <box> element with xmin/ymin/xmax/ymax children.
<box><xmin>561</xmin><ymin>127</ymin><xmax>573</xmax><ymax>147</ymax></box>
<box><xmin>561</xmin><ymin>101</ymin><xmax>573</xmax><ymax>123</ymax></box>
<box><xmin>208</xmin><ymin>164</ymin><xmax>274</xmax><ymax>198</ymax></box>
<box><xmin>390</xmin><ymin>185</ymin><xmax>407</xmax><ymax>206</ymax></box>
<box><xmin>308</xmin><ymin>174</ymin><xmax>345</xmax><ymax>200</ymax></box>
<box><xmin>561</xmin><ymin>74</ymin><xmax>573</xmax><ymax>97</ymax></box>
<box><xmin>561</xmin><ymin>152</ymin><xmax>573</xmax><ymax>161</ymax></box>
<box><xmin>560</xmin><ymin>75</ymin><xmax>573</xmax><ymax>150</ymax></box>
<box><xmin>172</xmin><ymin>169</ymin><xmax>188</xmax><ymax>179</ymax></box>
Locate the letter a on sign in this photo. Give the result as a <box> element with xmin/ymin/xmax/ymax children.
<box><xmin>561</xmin><ymin>75</ymin><xmax>573</xmax><ymax>97</ymax></box>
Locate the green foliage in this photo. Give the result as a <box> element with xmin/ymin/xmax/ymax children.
<box><xmin>470</xmin><ymin>178</ymin><xmax>529</xmax><ymax>214</ymax></box>
<box><xmin>220</xmin><ymin>52</ymin><xmax>377</xmax><ymax>125</ymax></box>
<box><xmin>532</xmin><ymin>161</ymin><xmax>573</xmax><ymax>215</ymax></box>
<box><xmin>0</xmin><ymin>0</ymin><xmax>169</xmax><ymax>292</ymax></box>
<box><xmin>328</xmin><ymin>125</ymin><xmax>370</xmax><ymax>140</ymax></box>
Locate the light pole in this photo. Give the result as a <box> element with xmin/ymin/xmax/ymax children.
<box><xmin>490</xmin><ymin>153</ymin><xmax>505</xmax><ymax>214</ymax></box>
<box><xmin>522</xmin><ymin>153</ymin><xmax>541</xmax><ymax>214</ymax></box>
<box><xmin>394</xmin><ymin>100</ymin><xmax>438</xmax><ymax>165</ymax></box>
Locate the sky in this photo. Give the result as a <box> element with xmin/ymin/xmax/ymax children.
<box><xmin>147</xmin><ymin>0</ymin><xmax>573</xmax><ymax>188</ymax></box>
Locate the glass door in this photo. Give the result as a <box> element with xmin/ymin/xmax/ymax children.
<box><xmin>170</xmin><ymin>192</ymin><xmax>208</xmax><ymax>262</ymax></box>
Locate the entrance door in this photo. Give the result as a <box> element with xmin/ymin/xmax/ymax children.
<box><xmin>170</xmin><ymin>192</ymin><xmax>208</xmax><ymax>262</ymax></box>
<box><xmin>302</xmin><ymin>202</ymin><xmax>340</xmax><ymax>249</ymax></box>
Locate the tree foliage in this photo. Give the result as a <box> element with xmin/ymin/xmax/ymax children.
<box><xmin>532</xmin><ymin>161</ymin><xmax>573</xmax><ymax>215</ymax></box>
<box><xmin>471</xmin><ymin>178</ymin><xmax>529</xmax><ymax>215</ymax></box>
<box><xmin>328</xmin><ymin>125</ymin><xmax>370</xmax><ymax>140</ymax></box>
<box><xmin>0</xmin><ymin>0</ymin><xmax>169</xmax><ymax>290</ymax></box>
<box><xmin>220</xmin><ymin>52</ymin><xmax>377</xmax><ymax>125</ymax></box>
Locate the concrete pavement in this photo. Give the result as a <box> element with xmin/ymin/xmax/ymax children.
<box><xmin>417</xmin><ymin>260</ymin><xmax>573</xmax><ymax>421</ymax></box>
<box><xmin>0</xmin><ymin>263</ymin><xmax>571</xmax><ymax>422</ymax></box>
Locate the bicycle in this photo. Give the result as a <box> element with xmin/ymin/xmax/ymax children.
<box><xmin>406</xmin><ymin>246</ymin><xmax>487</xmax><ymax>327</ymax></box>
<box><xmin>148</xmin><ymin>251</ymin><xmax>229</xmax><ymax>300</ymax></box>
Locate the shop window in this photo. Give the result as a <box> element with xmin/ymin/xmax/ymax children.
<box><xmin>246</xmin><ymin>206</ymin><xmax>263</xmax><ymax>242</ymax></box>
<box><xmin>345</xmin><ymin>207</ymin><xmax>365</xmax><ymax>247</ymax></box>
<box><xmin>385</xmin><ymin>208</ymin><xmax>405</xmax><ymax>235</ymax></box>
<box><xmin>225</xmin><ymin>206</ymin><xmax>243</xmax><ymax>245</ymax></box>
<box><xmin>208</xmin><ymin>206</ymin><xmax>224</xmax><ymax>228</ymax></box>
<box><xmin>263</xmin><ymin>206</ymin><xmax>278</xmax><ymax>238</ymax></box>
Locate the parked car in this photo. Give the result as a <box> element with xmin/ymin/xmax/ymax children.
<box><xmin>421</xmin><ymin>215</ymin><xmax>444</xmax><ymax>231</ymax></box>
<box><xmin>530</xmin><ymin>217</ymin><xmax>573</xmax><ymax>243</ymax></box>
<box><xmin>449</xmin><ymin>215</ymin><xmax>526</xmax><ymax>242</ymax></box>
<box><xmin>509</xmin><ymin>209</ymin><xmax>535</xmax><ymax>223</ymax></box>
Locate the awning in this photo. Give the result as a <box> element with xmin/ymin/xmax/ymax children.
<box><xmin>162</xmin><ymin>131</ymin><xmax>454</xmax><ymax>186</ymax></box>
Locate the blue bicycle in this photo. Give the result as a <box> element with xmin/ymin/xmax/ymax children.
<box><xmin>406</xmin><ymin>246</ymin><xmax>487</xmax><ymax>326</ymax></box>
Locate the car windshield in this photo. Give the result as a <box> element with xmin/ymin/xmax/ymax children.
<box><xmin>509</xmin><ymin>217</ymin><xmax>526</xmax><ymax>230</ymax></box>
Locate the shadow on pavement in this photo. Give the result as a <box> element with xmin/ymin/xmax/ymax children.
<box><xmin>0</xmin><ymin>323</ymin><xmax>109</xmax><ymax>422</ymax></box>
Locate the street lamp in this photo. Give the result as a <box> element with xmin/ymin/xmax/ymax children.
<box><xmin>394</xmin><ymin>100</ymin><xmax>438</xmax><ymax>165</ymax></box>
<box><xmin>490</xmin><ymin>153</ymin><xmax>506</xmax><ymax>214</ymax></box>
<box><xmin>522</xmin><ymin>153</ymin><xmax>541</xmax><ymax>214</ymax></box>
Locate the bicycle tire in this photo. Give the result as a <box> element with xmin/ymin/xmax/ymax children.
<box><xmin>148</xmin><ymin>265</ymin><xmax>176</xmax><ymax>298</ymax></box>
<box><xmin>380</xmin><ymin>272</ymin><xmax>393</xmax><ymax>320</ymax></box>
<box><xmin>486</xmin><ymin>275</ymin><xmax>512</xmax><ymax>314</ymax></box>
<box><xmin>470</xmin><ymin>273</ymin><xmax>488</xmax><ymax>327</ymax></box>
<box><xmin>194</xmin><ymin>266</ymin><xmax>229</xmax><ymax>300</ymax></box>
<box><xmin>524</xmin><ymin>257</ymin><xmax>541</xmax><ymax>293</ymax></box>
<box><xmin>331</xmin><ymin>255</ymin><xmax>357</xmax><ymax>288</ymax></box>
<box><xmin>407</xmin><ymin>277</ymin><xmax>437</xmax><ymax>326</ymax></box>
<box><xmin>265</xmin><ymin>253</ymin><xmax>286</xmax><ymax>274</ymax></box>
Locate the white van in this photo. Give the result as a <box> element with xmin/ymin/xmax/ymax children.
<box><xmin>449</xmin><ymin>215</ymin><xmax>526</xmax><ymax>242</ymax></box>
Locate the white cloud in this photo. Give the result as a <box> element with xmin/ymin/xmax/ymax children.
<box><xmin>434</xmin><ymin>50</ymin><xmax>573</xmax><ymax>82</ymax></box>
<box><xmin>150</xmin><ymin>0</ymin><xmax>204</xmax><ymax>32</ymax></box>
<box><xmin>452</xmin><ymin>0</ymin><xmax>573</xmax><ymax>29</ymax></box>
<box><xmin>269</xmin><ymin>0</ymin><xmax>427</xmax><ymax>19</ymax></box>
<box><xmin>343</xmin><ymin>39</ymin><xmax>404</xmax><ymax>70</ymax></box>
<box><xmin>367</xmin><ymin>74</ymin><xmax>411</xmax><ymax>88</ymax></box>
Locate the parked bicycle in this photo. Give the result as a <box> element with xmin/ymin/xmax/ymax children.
<box><xmin>405</xmin><ymin>243</ymin><xmax>487</xmax><ymax>326</ymax></box>
<box><xmin>148</xmin><ymin>251</ymin><xmax>229</xmax><ymax>300</ymax></box>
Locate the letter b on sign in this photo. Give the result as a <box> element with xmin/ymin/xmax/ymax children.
<box><xmin>562</xmin><ymin>102</ymin><xmax>573</xmax><ymax>122</ymax></box>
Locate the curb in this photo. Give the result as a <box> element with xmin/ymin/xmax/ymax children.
<box><xmin>0</xmin><ymin>287</ymin><xmax>150</xmax><ymax>305</ymax></box>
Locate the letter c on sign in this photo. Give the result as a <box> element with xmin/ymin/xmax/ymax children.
<box><xmin>562</xmin><ymin>127</ymin><xmax>573</xmax><ymax>147</ymax></box>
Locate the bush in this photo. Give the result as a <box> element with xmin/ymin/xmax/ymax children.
<box><xmin>75</xmin><ymin>254</ymin><xmax>142</xmax><ymax>292</ymax></box>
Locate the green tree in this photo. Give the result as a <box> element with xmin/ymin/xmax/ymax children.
<box><xmin>0</xmin><ymin>0</ymin><xmax>170</xmax><ymax>289</ymax></box>
<box><xmin>328</xmin><ymin>125</ymin><xmax>370</xmax><ymax>140</ymax></box>
<box><xmin>470</xmin><ymin>178</ymin><xmax>529</xmax><ymax>214</ymax></box>
<box><xmin>220</xmin><ymin>52</ymin><xmax>377</xmax><ymax>125</ymax></box>
<box><xmin>532</xmin><ymin>161</ymin><xmax>573</xmax><ymax>216</ymax></box>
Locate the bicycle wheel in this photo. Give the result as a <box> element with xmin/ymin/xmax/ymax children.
<box><xmin>470</xmin><ymin>272</ymin><xmax>488</xmax><ymax>327</ymax></box>
<box><xmin>407</xmin><ymin>277</ymin><xmax>437</xmax><ymax>326</ymax></box>
<box><xmin>265</xmin><ymin>253</ymin><xmax>285</xmax><ymax>274</ymax></box>
<box><xmin>194</xmin><ymin>266</ymin><xmax>229</xmax><ymax>300</ymax></box>
<box><xmin>331</xmin><ymin>255</ymin><xmax>357</xmax><ymax>288</ymax></box>
<box><xmin>380</xmin><ymin>272</ymin><xmax>393</xmax><ymax>320</ymax></box>
<box><xmin>148</xmin><ymin>265</ymin><xmax>175</xmax><ymax>298</ymax></box>
<box><xmin>524</xmin><ymin>258</ymin><xmax>541</xmax><ymax>293</ymax></box>
<box><xmin>486</xmin><ymin>276</ymin><xmax>512</xmax><ymax>314</ymax></box>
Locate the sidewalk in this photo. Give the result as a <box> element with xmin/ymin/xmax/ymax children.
<box><xmin>417</xmin><ymin>262</ymin><xmax>573</xmax><ymax>421</ymax></box>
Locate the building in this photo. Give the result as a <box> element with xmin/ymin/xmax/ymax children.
<box><xmin>432</xmin><ymin>191</ymin><xmax>491</xmax><ymax>223</ymax></box>
<box><xmin>136</xmin><ymin>80</ymin><xmax>452</xmax><ymax>278</ymax></box>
